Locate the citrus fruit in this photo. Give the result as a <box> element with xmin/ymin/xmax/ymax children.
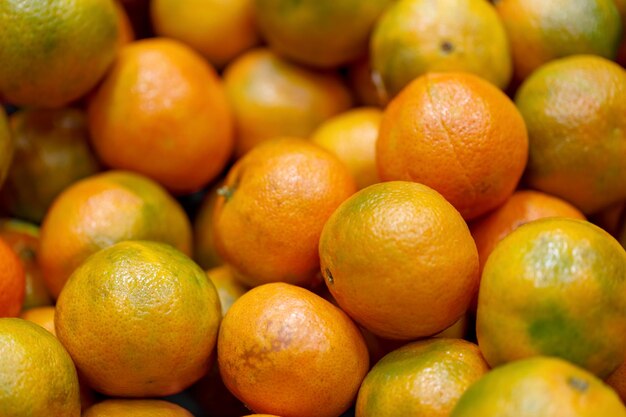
<box><xmin>319</xmin><ymin>181</ymin><xmax>479</xmax><ymax>340</ymax></box>
<box><xmin>376</xmin><ymin>72</ymin><xmax>528</xmax><ymax>220</ymax></box>
<box><xmin>193</xmin><ymin>182</ymin><xmax>224</xmax><ymax>270</ymax></box>
<box><xmin>0</xmin><ymin>219</ymin><xmax>52</xmax><ymax>309</ymax></box>
<box><xmin>88</xmin><ymin>38</ymin><xmax>234</xmax><ymax>193</ymax></box>
<box><xmin>0</xmin><ymin>318</ymin><xmax>80</xmax><ymax>416</ymax></box>
<box><xmin>20</xmin><ymin>306</ymin><xmax>56</xmax><ymax>336</ymax></box>
<box><xmin>83</xmin><ymin>399</ymin><xmax>193</xmax><ymax>416</ymax></box>
<box><xmin>371</xmin><ymin>0</ymin><xmax>512</xmax><ymax>98</ymax></box>
<box><xmin>470</xmin><ymin>190</ymin><xmax>586</xmax><ymax>273</ymax></box>
<box><xmin>218</xmin><ymin>283</ymin><xmax>369</xmax><ymax>417</ymax></box>
<box><xmin>151</xmin><ymin>0</ymin><xmax>259</xmax><ymax>68</ymax></box>
<box><xmin>206</xmin><ymin>265</ymin><xmax>247</xmax><ymax>316</ymax></box>
<box><xmin>310</xmin><ymin>107</ymin><xmax>382</xmax><ymax>190</ymax></box>
<box><xmin>356</xmin><ymin>339</ymin><xmax>489</xmax><ymax>417</ymax></box>
<box><xmin>0</xmin><ymin>108</ymin><xmax>13</xmax><ymax>189</ymax></box>
<box><xmin>347</xmin><ymin>58</ymin><xmax>385</xmax><ymax>107</ymax></box>
<box><xmin>515</xmin><ymin>55</ymin><xmax>626</xmax><ymax>214</ymax></box>
<box><xmin>0</xmin><ymin>236</ymin><xmax>25</xmax><ymax>318</ymax></box>
<box><xmin>55</xmin><ymin>240</ymin><xmax>222</xmax><ymax>397</ymax></box>
<box><xmin>0</xmin><ymin>108</ymin><xmax>101</xmax><ymax>223</ymax></box>
<box><xmin>114</xmin><ymin>0</ymin><xmax>135</xmax><ymax>47</ymax></box>
<box><xmin>39</xmin><ymin>170</ymin><xmax>192</xmax><ymax>298</ymax></box>
<box><xmin>451</xmin><ymin>357</ymin><xmax>626</xmax><ymax>417</ymax></box>
<box><xmin>607</xmin><ymin>360</ymin><xmax>626</xmax><ymax>403</ymax></box>
<box><xmin>223</xmin><ymin>48</ymin><xmax>352</xmax><ymax>156</ymax></box>
<box><xmin>477</xmin><ymin>218</ymin><xmax>626</xmax><ymax>378</ymax></box>
<box><xmin>495</xmin><ymin>0</ymin><xmax>622</xmax><ymax>81</ymax></box>
<box><xmin>213</xmin><ymin>137</ymin><xmax>356</xmax><ymax>287</ymax></box>
<box><xmin>0</xmin><ymin>0</ymin><xmax>119</xmax><ymax>108</ymax></box>
<box><xmin>254</xmin><ymin>0</ymin><xmax>394</xmax><ymax>68</ymax></box>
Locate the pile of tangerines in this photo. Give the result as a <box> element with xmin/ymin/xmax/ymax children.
<box><xmin>2</xmin><ymin>0</ymin><xmax>626</xmax><ymax>416</ymax></box>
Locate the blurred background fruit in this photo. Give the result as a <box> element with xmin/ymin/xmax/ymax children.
<box><xmin>224</xmin><ymin>49</ymin><xmax>353</xmax><ymax>156</ymax></box>
<box><xmin>0</xmin><ymin>108</ymin><xmax>14</xmax><ymax>189</ymax></box>
<box><xmin>206</xmin><ymin>265</ymin><xmax>248</xmax><ymax>316</ymax></box>
<box><xmin>88</xmin><ymin>38</ymin><xmax>234</xmax><ymax>194</ymax></box>
<box><xmin>371</xmin><ymin>0</ymin><xmax>511</xmax><ymax>98</ymax></box>
<box><xmin>0</xmin><ymin>108</ymin><xmax>101</xmax><ymax>223</ymax></box>
<box><xmin>0</xmin><ymin>0</ymin><xmax>119</xmax><ymax>108</ymax></box>
<box><xmin>20</xmin><ymin>306</ymin><xmax>56</xmax><ymax>336</ymax></box>
<box><xmin>83</xmin><ymin>399</ymin><xmax>194</xmax><ymax>416</ymax></box>
<box><xmin>0</xmin><ymin>237</ymin><xmax>25</xmax><ymax>317</ymax></box>
<box><xmin>193</xmin><ymin>182</ymin><xmax>224</xmax><ymax>270</ymax></box>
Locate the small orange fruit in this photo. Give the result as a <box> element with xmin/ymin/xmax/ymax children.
<box><xmin>0</xmin><ymin>219</ymin><xmax>52</xmax><ymax>309</ymax></box>
<box><xmin>515</xmin><ymin>55</ymin><xmax>626</xmax><ymax>214</ymax></box>
<box><xmin>88</xmin><ymin>38</ymin><xmax>234</xmax><ymax>193</ymax></box>
<box><xmin>151</xmin><ymin>0</ymin><xmax>259</xmax><ymax>68</ymax></box>
<box><xmin>319</xmin><ymin>181</ymin><xmax>479</xmax><ymax>340</ymax></box>
<box><xmin>83</xmin><ymin>399</ymin><xmax>193</xmax><ymax>416</ymax></box>
<box><xmin>223</xmin><ymin>48</ymin><xmax>352</xmax><ymax>156</ymax></box>
<box><xmin>377</xmin><ymin>71</ymin><xmax>528</xmax><ymax>220</ymax></box>
<box><xmin>206</xmin><ymin>265</ymin><xmax>248</xmax><ymax>315</ymax></box>
<box><xmin>470</xmin><ymin>190</ymin><xmax>586</xmax><ymax>273</ymax></box>
<box><xmin>254</xmin><ymin>0</ymin><xmax>394</xmax><ymax>68</ymax></box>
<box><xmin>193</xmin><ymin>182</ymin><xmax>225</xmax><ymax>270</ymax></box>
<box><xmin>451</xmin><ymin>357</ymin><xmax>626</xmax><ymax>417</ymax></box>
<box><xmin>347</xmin><ymin>57</ymin><xmax>385</xmax><ymax>107</ymax></box>
<box><xmin>356</xmin><ymin>339</ymin><xmax>489</xmax><ymax>417</ymax></box>
<box><xmin>20</xmin><ymin>306</ymin><xmax>56</xmax><ymax>336</ymax></box>
<box><xmin>0</xmin><ymin>237</ymin><xmax>25</xmax><ymax>317</ymax></box>
<box><xmin>0</xmin><ymin>108</ymin><xmax>101</xmax><ymax>223</ymax></box>
<box><xmin>213</xmin><ymin>138</ymin><xmax>356</xmax><ymax>287</ymax></box>
<box><xmin>0</xmin><ymin>318</ymin><xmax>81</xmax><ymax>416</ymax></box>
<box><xmin>39</xmin><ymin>170</ymin><xmax>192</xmax><ymax>298</ymax></box>
<box><xmin>218</xmin><ymin>283</ymin><xmax>369</xmax><ymax>417</ymax></box>
<box><xmin>0</xmin><ymin>0</ymin><xmax>119</xmax><ymax>108</ymax></box>
<box><xmin>371</xmin><ymin>0</ymin><xmax>512</xmax><ymax>98</ymax></box>
<box><xmin>495</xmin><ymin>0</ymin><xmax>622</xmax><ymax>81</ymax></box>
<box><xmin>55</xmin><ymin>240</ymin><xmax>222</xmax><ymax>397</ymax></box>
<box><xmin>311</xmin><ymin>107</ymin><xmax>382</xmax><ymax>190</ymax></box>
<box><xmin>477</xmin><ymin>218</ymin><xmax>626</xmax><ymax>378</ymax></box>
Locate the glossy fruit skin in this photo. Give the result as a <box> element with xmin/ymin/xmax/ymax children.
<box><xmin>477</xmin><ymin>218</ymin><xmax>626</xmax><ymax>378</ymax></box>
<box><xmin>319</xmin><ymin>181</ymin><xmax>479</xmax><ymax>340</ymax></box>
<box><xmin>516</xmin><ymin>55</ymin><xmax>626</xmax><ymax>214</ymax></box>
<box><xmin>88</xmin><ymin>38</ymin><xmax>234</xmax><ymax>193</ymax></box>
<box><xmin>83</xmin><ymin>399</ymin><xmax>193</xmax><ymax>417</ymax></box>
<box><xmin>377</xmin><ymin>72</ymin><xmax>528</xmax><ymax>220</ymax></box>
<box><xmin>371</xmin><ymin>0</ymin><xmax>512</xmax><ymax>98</ymax></box>
<box><xmin>451</xmin><ymin>357</ymin><xmax>626</xmax><ymax>417</ymax></box>
<box><xmin>218</xmin><ymin>283</ymin><xmax>369</xmax><ymax>417</ymax></box>
<box><xmin>55</xmin><ymin>241</ymin><xmax>222</xmax><ymax>397</ymax></box>
<box><xmin>0</xmin><ymin>0</ymin><xmax>119</xmax><ymax>108</ymax></box>
<box><xmin>213</xmin><ymin>138</ymin><xmax>356</xmax><ymax>287</ymax></box>
<box><xmin>0</xmin><ymin>318</ymin><xmax>81</xmax><ymax>417</ymax></box>
<box><xmin>496</xmin><ymin>0</ymin><xmax>622</xmax><ymax>81</ymax></box>
<box><xmin>356</xmin><ymin>338</ymin><xmax>489</xmax><ymax>417</ymax></box>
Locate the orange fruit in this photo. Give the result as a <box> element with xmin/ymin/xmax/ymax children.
<box><xmin>0</xmin><ymin>318</ymin><xmax>81</xmax><ymax>416</ymax></box>
<box><xmin>477</xmin><ymin>218</ymin><xmax>626</xmax><ymax>378</ymax></box>
<box><xmin>0</xmin><ymin>108</ymin><xmax>13</xmax><ymax>189</ymax></box>
<box><xmin>207</xmin><ymin>265</ymin><xmax>248</xmax><ymax>316</ymax></box>
<box><xmin>193</xmin><ymin>181</ymin><xmax>225</xmax><ymax>270</ymax></box>
<box><xmin>83</xmin><ymin>399</ymin><xmax>193</xmax><ymax>416</ymax></box>
<box><xmin>213</xmin><ymin>138</ymin><xmax>356</xmax><ymax>287</ymax></box>
<box><xmin>319</xmin><ymin>181</ymin><xmax>479</xmax><ymax>340</ymax></box>
<box><xmin>218</xmin><ymin>283</ymin><xmax>369</xmax><ymax>417</ymax></box>
<box><xmin>515</xmin><ymin>55</ymin><xmax>626</xmax><ymax>214</ymax></box>
<box><xmin>451</xmin><ymin>357</ymin><xmax>626</xmax><ymax>417</ymax></box>
<box><xmin>0</xmin><ymin>237</ymin><xmax>25</xmax><ymax>318</ymax></box>
<box><xmin>0</xmin><ymin>219</ymin><xmax>52</xmax><ymax>310</ymax></box>
<box><xmin>347</xmin><ymin>57</ymin><xmax>385</xmax><ymax>107</ymax></box>
<box><xmin>0</xmin><ymin>0</ymin><xmax>119</xmax><ymax>108</ymax></box>
<box><xmin>20</xmin><ymin>306</ymin><xmax>56</xmax><ymax>336</ymax></box>
<box><xmin>223</xmin><ymin>48</ymin><xmax>352</xmax><ymax>156</ymax></box>
<box><xmin>39</xmin><ymin>170</ymin><xmax>192</xmax><ymax>298</ymax></box>
<box><xmin>371</xmin><ymin>0</ymin><xmax>512</xmax><ymax>98</ymax></box>
<box><xmin>0</xmin><ymin>108</ymin><xmax>100</xmax><ymax>223</ymax></box>
<box><xmin>55</xmin><ymin>240</ymin><xmax>221</xmax><ymax>397</ymax></box>
<box><xmin>376</xmin><ymin>72</ymin><xmax>528</xmax><ymax>220</ymax></box>
<box><xmin>254</xmin><ymin>0</ymin><xmax>394</xmax><ymax>68</ymax></box>
<box><xmin>310</xmin><ymin>107</ymin><xmax>382</xmax><ymax>190</ymax></box>
<box><xmin>495</xmin><ymin>0</ymin><xmax>622</xmax><ymax>81</ymax></box>
<box><xmin>356</xmin><ymin>339</ymin><xmax>489</xmax><ymax>417</ymax></box>
<box><xmin>114</xmin><ymin>0</ymin><xmax>135</xmax><ymax>47</ymax></box>
<box><xmin>151</xmin><ymin>0</ymin><xmax>259</xmax><ymax>68</ymax></box>
<box><xmin>88</xmin><ymin>38</ymin><xmax>234</xmax><ymax>193</ymax></box>
<box><xmin>470</xmin><ymin>190</ymin><xmax>586</xmax><ymax>273</ymax></box>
